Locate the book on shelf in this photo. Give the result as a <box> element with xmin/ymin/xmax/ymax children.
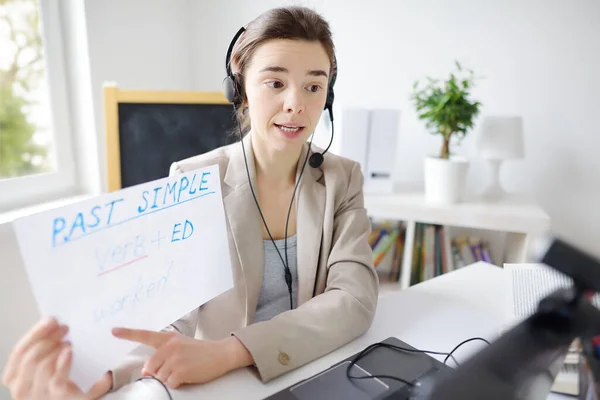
<box><xmin>409</xmin><ymin>223</ymin><xmax>495</xmax><ymax>286</ymax></box>
<box><xmin>452</xmin><ymin>235</ymin><xmax>494</xmax><ymax>268</ymax></box>
<box><xmin>368</xmin><ymin>220</ymin><xmax>405</xmax><ymax>283</ymax></box>
<box><xmin>505</xmin><ymin>262</ymin><xmax>600</xmax><ymax>396</ymax></box>
<box><xmin>368</xmin><ymin>219</ymin><xmax>499</xmax><ymax>286</ymax></box>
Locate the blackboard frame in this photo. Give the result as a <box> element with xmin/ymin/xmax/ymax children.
<box><xmin>102</xmin><ymin>82</ymin><xmax>230</xmax><ymax>192</ymax></box>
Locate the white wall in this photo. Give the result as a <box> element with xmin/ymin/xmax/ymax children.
<box><xmin>189</xmin><ymin>0</ymin><xmax>600</xmax><ymax>258</ymax></box>
<box><xmin>84</xmin><ymin>0</ymin><xmax>196</xmax><ymax>192</ymax></box>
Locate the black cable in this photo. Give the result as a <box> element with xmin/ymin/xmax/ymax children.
<box><xmin>443</xmin><ymin>337</ymin><xmax>491</xmax><ymax>366</ymax></box>
<box><xmin>345</xmin><ymin>343</ymin><xmax>416</xmax><ymax>386</ymax></box>
<box><xmin>346</xmin><ymin>342</ymin><xmax>453</xmax><ymax>386</ymax></box>
<box><xmin>283</xmin><ymin>134</ymin><xmax>312</xmax><ymax>309</ymax></box>
<box><xmin>346</xmin><ymin>337</ymin><xmax>491</xmax><ymax>386</ymax></box>
<box><xmin>235</xmin><ymin>105</ymin><xmax>314</xmax><ymax>310</ymax></box>
<box><xmin>136</xmin><ymin>376</ymin><xmax>173</xmax><ymax>400</ymax></box>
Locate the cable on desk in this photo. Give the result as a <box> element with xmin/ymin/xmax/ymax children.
<box><xmin>132</xmin><ymin>337</ymin><xmax>493</xmax><ymax>396</ymax></box>
<box><xmin>136</xmin><ymin>376</ymin><xmax>173</xmax><ymax>400</ymax></box>
<box><xmin>346</xmin><ymin>337</ymin><xmax>491</xmax><ymax>385</ymax></box>
<box><xmin>443</xmin><ymin>337</ymin><xmax>491</xmax><ymax>366</ymax></box>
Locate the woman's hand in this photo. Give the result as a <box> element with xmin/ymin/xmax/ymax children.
<box><xmin>1</xmin><ymin>317</ymin><xmax>112</xmax><ymax>400</ymax></box>
<box><xmin>112</xmin><ymin>328</ymin><xmax>254</xmax><ymax>389</ymax></box>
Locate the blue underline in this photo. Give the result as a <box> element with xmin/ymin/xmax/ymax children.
<box><xmin>56</xmin><ymin>191</ymin><xmax>216</xmax><ymax>247</ymax></box>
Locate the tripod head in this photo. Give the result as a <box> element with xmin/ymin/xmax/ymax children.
<box><xmin>540</xmin><ymin>237</ymin><xmax>600</xmax><ymax>294</ymax></box>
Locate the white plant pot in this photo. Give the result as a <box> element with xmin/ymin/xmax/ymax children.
<box><xmin>424</xmin><ymin>156</ymin><xmax>469</xmax><ymax>205</ymax></box>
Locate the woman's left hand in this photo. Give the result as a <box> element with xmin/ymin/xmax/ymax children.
<box><xmin>112</xmin><ymin>328</ymin><xmax>253</xmax><ymax>389</ymax></box>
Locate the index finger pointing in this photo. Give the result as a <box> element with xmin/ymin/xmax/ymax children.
<box><xmin>112</xmin><ymin>328</ymin><xmax>171</xmax><ymax>348</ymax></box>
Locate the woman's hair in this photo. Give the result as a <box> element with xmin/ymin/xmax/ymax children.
<box><xmin>228</xmin><ymin>6</ymin><xmax>337</xmax><ymax>137</ymax></box>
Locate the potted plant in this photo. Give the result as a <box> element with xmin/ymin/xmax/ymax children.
<box><xmin>411</xmin><ymin>61</ymin><xmax>482</xmax><ymax>204</ymax></box>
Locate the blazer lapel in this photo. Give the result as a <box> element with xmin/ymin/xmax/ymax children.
<box><xmin>223</xmin><ymin>134</ymin><xmax>264</xmax><ymax>325</ymax></box>
<box><xmin>296</xmin><ymin>144</ymin><xmax>325</xmax><ymax>306</ymax></box>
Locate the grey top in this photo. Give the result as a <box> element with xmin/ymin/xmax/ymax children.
<box><xmin>253</xmin><ymin>235</ymin><xmax>298</xmax><ymax>323</ymax></box>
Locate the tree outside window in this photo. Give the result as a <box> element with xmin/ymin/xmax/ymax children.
<box><xmin>1</xmin><ymin>0</ymin><xmax>54</xmax><ymax>179</ymax></box>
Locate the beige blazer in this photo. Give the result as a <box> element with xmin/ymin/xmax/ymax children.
<box><xmin>111</xmin><ymin>133</ymin><xmax>379</xmax><ymax>390</ymax></box>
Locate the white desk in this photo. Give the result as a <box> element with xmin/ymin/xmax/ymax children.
<box><xmin>105</xmin><ymin>262</ymin><xmax>573</xmax><ymax>400</ymax></box>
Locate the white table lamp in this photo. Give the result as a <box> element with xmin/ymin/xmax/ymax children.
<box><xmin>475</xmin><ymin>116</ymin><xmax>525</xmax><ymax>200</ymax></box>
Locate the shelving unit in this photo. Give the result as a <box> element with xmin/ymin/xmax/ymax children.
<box><xmin>363</xmin><ymin>188</ymin><xmax>551</xmax><ymax>292</ymax></box>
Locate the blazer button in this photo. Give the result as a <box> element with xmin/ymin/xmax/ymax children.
<box><xmin>278</xmin><ymin>352</ymin><xmax>290</xmax><ymax>365</ymax></box>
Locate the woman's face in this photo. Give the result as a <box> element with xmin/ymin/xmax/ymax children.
<box><xmin>243</xmin><ymin>39</ymin><xmax>331</xmax><ymax>154</ymax></box>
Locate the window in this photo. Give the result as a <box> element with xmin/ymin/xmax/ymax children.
<box><xmin>0</xmin><ymin>0</ymin><xmax>77</xmax><ymax>212</ymax></box>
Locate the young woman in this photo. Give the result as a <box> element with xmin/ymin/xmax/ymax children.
<box><xmin>2</xmin><ymin>6</ymin><xmax>378</xmax><ymax>399</ymax></box>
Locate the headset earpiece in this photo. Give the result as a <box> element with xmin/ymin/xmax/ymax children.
<box><xmin>324</xmin><ymin>61</ymin><xmax>337</xmax><ymax>112</ymax></box>
<box><xmin>223</xmin><ymin>73</ymin><xmax>243</xmax><ymax>106</ymax></box>
<box><xmin>324</xmin><ymin>73</ymin><xmax>336</xmax><ymax>112</ymax></box>
<box><xmin>223</xmin><ymin>75</ymin><xmax>236</xmax><ymax>104</ymax></box>
<box><xmin>324</xmin><ymin>86</ymin><xmax>334</xmax><ymax>112</ymax></box>
<box><xmin>224</xmin><ymin>27</ymin><xmax>246</xmax><ymax>107</ymax></box>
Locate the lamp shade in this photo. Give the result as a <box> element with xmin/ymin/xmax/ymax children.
<box><xmin>475</xmin><ymin>116</ymin><xmax>525</xmax><ymax>160</ymax></box>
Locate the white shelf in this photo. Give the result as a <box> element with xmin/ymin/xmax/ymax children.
<box><xmin>364</xmin><ymin>189</ymin><xmax>551</xmax><ymax>234</ymax></box>
<box><xmin>364</xmin><ymin>188</ymin><xmax>552</xmax><ymax>290</ymax></box>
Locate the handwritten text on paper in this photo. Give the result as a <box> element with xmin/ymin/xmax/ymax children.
<box><xmin>12</xmin><ymin>164</ymin><xmax>233</xmax><ymax>392</ymax></box>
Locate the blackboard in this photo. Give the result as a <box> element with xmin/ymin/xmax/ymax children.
<box><xmin>118</xmin><ymin>102</ymin><xmax>236</xmax><ymax>188</ymax></box>
<box><xmin>103</xmin><ymin>85</ymin><xmax>237</xmax><ymax>191</ymax></box>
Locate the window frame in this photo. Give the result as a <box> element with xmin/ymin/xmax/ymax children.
<box><xmin>0</xmin><ymin>0</ymin><xmax>79</xmax><ymax>213</ymax></box>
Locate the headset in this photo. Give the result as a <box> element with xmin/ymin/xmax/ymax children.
<box><xmin>223</xmin><ymin>26</ymin><xmax>336</xmax><ymax>168</ymax></box>
<box><xmin>222</xmin><ymin>25</ymin><xmax>336</xmax><ymax>310</ymax></box>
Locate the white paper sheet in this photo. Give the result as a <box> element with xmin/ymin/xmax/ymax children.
<box><xmin>505</xmin><ymin>262</ymin><xmax>600</xmax><ymax>324</ymax></box>
<box><xmin>12</xmin><ymin>164</ymin><xmax>233</xmax><ymax>391</ymax></box>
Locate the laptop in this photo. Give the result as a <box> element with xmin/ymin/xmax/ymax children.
<box><xmin>264</xmin><ymin>337</ymin><xmax>454</xmax><ymax>400</ymax></box>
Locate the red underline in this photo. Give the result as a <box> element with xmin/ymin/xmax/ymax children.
<box><xmin>97</xmin><ymin>255</ymin><xmax>148</xmax><ymax>277</ymax></box>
